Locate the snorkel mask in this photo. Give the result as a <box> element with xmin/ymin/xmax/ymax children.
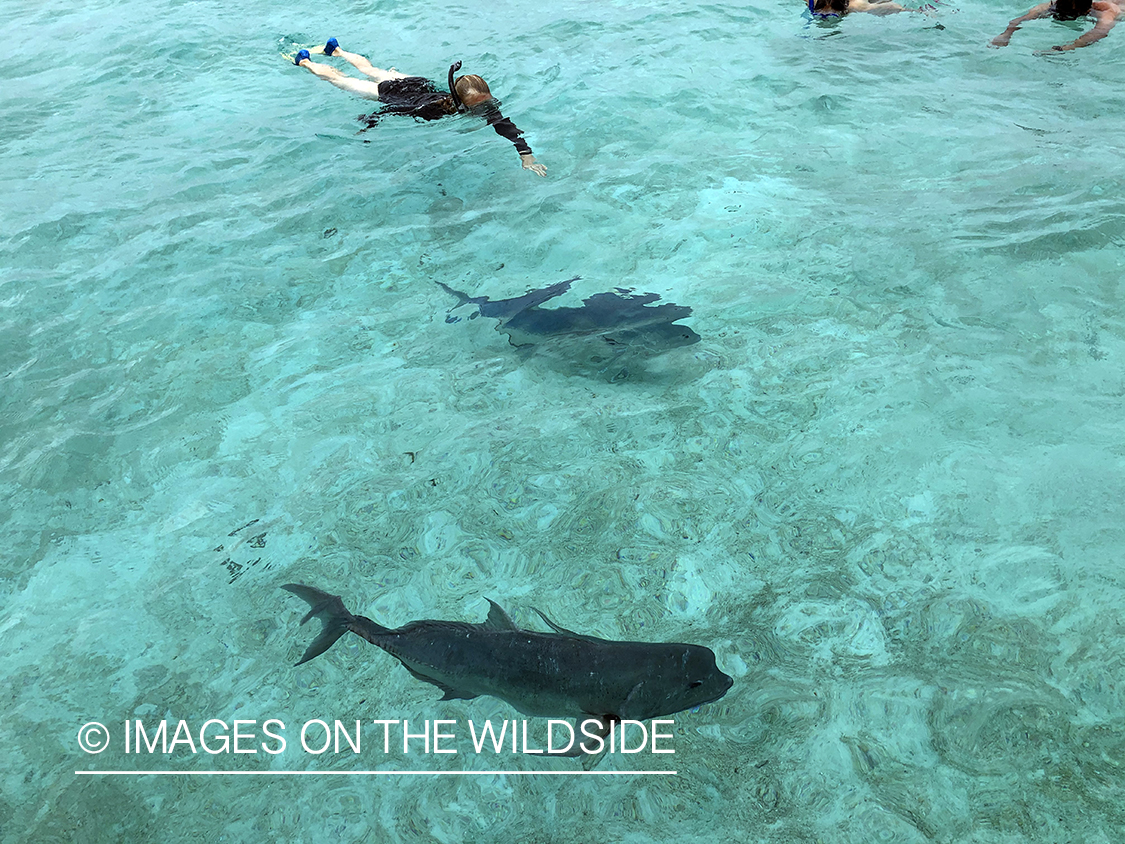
<box><xmin>809</xmin><ymin>0</ymin><xmax>844</xmax><ymax>16</ymax></box>
<box><xmin>448</xmin><ymin>59</ymin><xmax>465</xmax><ymax>111</ymax></box>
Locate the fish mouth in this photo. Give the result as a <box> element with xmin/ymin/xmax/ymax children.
<box><xmin>694</xmin><ymin>674</ymin><xmax>734</xmax><ymax>708</ymax></box>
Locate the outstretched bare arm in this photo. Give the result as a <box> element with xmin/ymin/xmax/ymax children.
<box><xmin>991</xmin><ymin>2</ymin><xmax>1054</xmax><ymax>46</ymax></box>
<box><xmin>848</xmin><ymin>0</ymin><xmax>910</xmax><ymax>13</ymax></box>
<box><xmin>1042</xmin><ymin>5</ymin><xmax>1120</xmax><ymax>50</ymax></box>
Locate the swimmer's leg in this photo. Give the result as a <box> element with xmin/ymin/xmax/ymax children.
<box><xmin>296</xmin><ymin>56</ymin><xmax>383</xmax><ymax>100</ymax></box>
<box><xmin>329</xmin><ymin>45</ymin><xmax>412</xmax><ymax>85</ymax></box>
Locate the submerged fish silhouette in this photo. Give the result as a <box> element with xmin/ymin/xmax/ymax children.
<box><xmin>438</xmin><ymin>277</ymin><xmax>701</xmax><ymax>351</ymax></box>
<box><xmin>283</xmin><ymin>584</ymin><xmax>732</xmax><ymax>752</ymax></box>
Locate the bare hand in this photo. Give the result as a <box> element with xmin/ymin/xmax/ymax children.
<box><xmin>521</xmin><ymin>154</ymin><xmax>547</xmax><ymax>177</ymax></box>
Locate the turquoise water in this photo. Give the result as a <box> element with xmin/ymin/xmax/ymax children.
<box><xmin>4</xmin><ymin>0</ymin><xmax>1125</xmax><ymax>839</ymax></box>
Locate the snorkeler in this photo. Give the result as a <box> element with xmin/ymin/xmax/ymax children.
<box><xmin>807</xmin><ymin>0</ymin><xmax>916</xmax><ymax>16</ymax></box>
<box><xmin>293</xmin><ymin>39</ymin><xmax>546</xmax><ymax>176</ymax></box>
<box><xmin>991</xmin><ymin>0</ymin><xmax>1123</xmax><ymax>50</ymax></box>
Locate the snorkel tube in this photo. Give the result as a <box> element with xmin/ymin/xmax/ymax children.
<box><xmin>448</xmin><ymin>60</ymin><xmax>464</xmax><ymax>111</ymax></box>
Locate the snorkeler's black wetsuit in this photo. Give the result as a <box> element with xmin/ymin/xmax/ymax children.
<box><xmin>359</xmin><ymin>77</ymin><xmax>533</xmax><ymax>156</ymax></box>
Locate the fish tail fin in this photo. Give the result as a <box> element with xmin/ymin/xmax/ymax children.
<box><xmin>281</xmin><ymin>583</ymin><xmax>362</xmax><ymax>665</ymax></box>
<box><xmin>436</xmin><ymin>280</ymin><xmax>478</xmax><ymax>307</ymax></box>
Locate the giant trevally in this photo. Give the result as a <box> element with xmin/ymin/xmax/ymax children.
<box><xmin>282</xmin><ymin>584</ymin><xmax>732</xmax><ymax>757</ymax></box>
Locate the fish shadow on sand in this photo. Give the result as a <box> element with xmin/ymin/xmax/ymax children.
<box><xmin>437</xmin><ymin>276</ymin><xmax>701</xmax><ymax>381</ymax></box>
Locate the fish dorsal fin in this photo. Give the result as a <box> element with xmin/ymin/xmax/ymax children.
<box><xmin>532</xmin><ymin>608</ymin><xmax>607</xmax><ymax>642</ymax></box>
<box><xmin>484</xmin><ymin>598</ymin><xmax>519</xmax><ymax>630</ymax></box>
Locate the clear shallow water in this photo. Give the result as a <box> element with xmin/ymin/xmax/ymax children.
<box><xmin>3</xmin><ymin>0</ymin><xmax>1125</xmax><ymax>840</ymax></box>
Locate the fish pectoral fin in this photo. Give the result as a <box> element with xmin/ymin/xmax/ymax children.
<box><xmin>545</xmin><ymin>730</ymin><xmax>586</xmax><ymax>758</ymax></box>
<box><xmin>618</xmin><ymin>682</ymin><xmax>646</xmax><ymax>720</ymax></box>
<box><xmin>531</xmin><ymin>607</ymin><xmax>573</xmax><ymax>635</ymax></box>
<box><xmin>483</xmin><ymin>598</ymin><xmax>519</xmax><ymax>630</ymax></box>
<box><xmin>437</xmin><ymin>685</ymin><xmax>479</xmax><ymax>702</ymax></box>
<box><xmin>401</xmin><ymin>664</ymin><xmax>479</xmax><ymax>702</ymax></box>
<box><xmin>578</xmin><ymin>714</ymin><xmax>615</xmax><ymax>739</ymax></box>
<box><xmin>544</xmin><ymin>716</ymin><xmax>611</xmax><ymax>763</ymax></box>
<box><xmin>579</xmin><ymin>715</ymin><xmax>616</xmax><ymax>771</ymax></box>
<box><xmin>581</xmin><ymin>746</ymin><xmax>608</xmax><ymax>771</ymax></box>
<box><xmin>531</xmin><ymin>608</ymin><xmax>606</xmax><ymax>643</ymax></box>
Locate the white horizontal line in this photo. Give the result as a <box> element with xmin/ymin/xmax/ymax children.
<box><xmin>76</xmin><ymin>770</ymin><xmax>676</xmax><ymax>776</ymax></box>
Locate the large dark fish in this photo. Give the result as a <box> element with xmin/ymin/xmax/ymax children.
<box><xmin>283</xmin><ymin>584</ymin><xmax>732</xmax><ymax>739</ymax></box>
<box><xmin>437</xmin><ymin>277</ymin><xmax>701</xmax><ymax>351</ymax></box>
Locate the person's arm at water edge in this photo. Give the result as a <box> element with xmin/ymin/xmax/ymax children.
<box><xmin>991</xmin><ymin>2</ymin><xmax>1055</xmax><ymax>46</ymax></box>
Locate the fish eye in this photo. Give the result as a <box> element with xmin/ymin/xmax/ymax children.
<box><xmin>689</xmin><ymin>680</ymin><xmax>704</xmax><ymax>689</ymax></box>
